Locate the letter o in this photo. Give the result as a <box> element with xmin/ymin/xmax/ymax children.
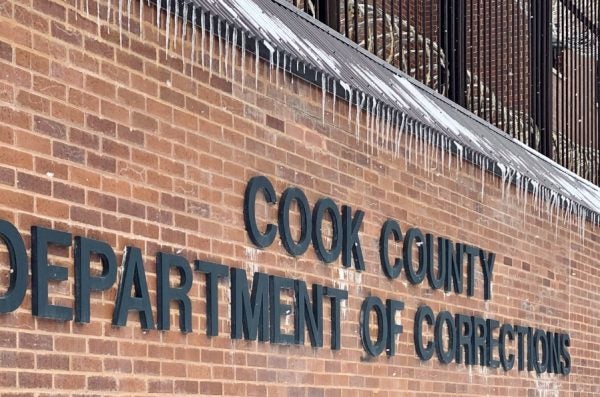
<box><xmin>360</xmin><ymin>297</ymin><xmax>388</xmax><ymax>357</ymax></box>
<box><xmin>312</xmin><ymin>198</ymin><xmax>342</xmax><ymax>263</ymax></box>
<box><xmin>278</xmin><ymin>187</ymin><xmax>312</xmax><ymax>256</ymax></box>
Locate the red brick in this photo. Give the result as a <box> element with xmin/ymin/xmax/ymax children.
<box><xmin>0</xmin><ymin>40</ymin><xmax>12</xmax><ymax>62</ymax></box>
<box><xmin>16</xmin><ymin>90</ymin><xmax>49</xmax><ymax>114</ymax></box>
<box><xmin>53</xmin><ymin>181</ymin><xmax>85</xmax><ymax>204</ymax></box>
<box><xmin>18</xmin><ymin>372</ymin><xmax>52</xmax><ymax>389</ymax></box>
<box><xmin>87</xmin><ymin>152</ymin><xmax>117</xmax><ymax>173</ymax></box>
<box><xmin>17</xmin><ymin>172</ymin><xmax>51</xmax><ymax>195</ymax></box>
<box><xmin>51</xmin><ymin>21</ymin><xmax>82</xmax><ymax>46</ymax></box>
<box><xmin>36</xmin><ymin>354</ymin><xmax>69</xmax><ymax>370</ymax></box>
<box><xmin>87</xmin><ymin>376</ymin><xmax>117</xmax><ymax>391</ymax></box>
<box><xmin>53</xmin><ymin>141</ymin><xmax>85</xmax><ymax>163</ymax></box>
<box><xmin>35</xmin><ymin>0</ymin><xmax>66</xmax><ymax>21</ymax></box>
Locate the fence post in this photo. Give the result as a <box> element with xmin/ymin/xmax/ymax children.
<box><xmin>440</xmin><ymin>0</ymin><xmax>467</xmax><ymax>107</ymax></box>
<box><xmin>530</xmin><ymin>1</ymin><xmax>553</xmax><ymax>157</ymax></box>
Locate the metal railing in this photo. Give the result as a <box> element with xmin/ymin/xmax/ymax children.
<box><xmin>289</xmin><ymin>0</ymin><xmax>600</xmax><ymax>185</ymax></box>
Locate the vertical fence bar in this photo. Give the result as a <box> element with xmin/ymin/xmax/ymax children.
<box><xmin>518</xmin><ymin>2</ymin><xmax>523</xmax><ymax>143</ymax></box>
<box><xmin>391</xmin><ymin>0</ymin><xmax>396</xmax><ymax>67</ymax></box>
<box><xmin>484</xmin><ymin>0</ymin><xmax>490</xmax><ymax>122</ymax></box>
<box><xmin>429</xmin><ymin>1</ymin><xmax>434</xmax><ymax>89</ymax></box>
<box><xmin>408</xmin><ymin>0</ymin><xmax>412</xmax><ymax>76</ymax></box>
<box><xmin>511</xmin><ymin>0</ymin><xmax>516</xmax><ymax>136</ymax></box>
<box><xmin>477</xmin><ymin>0</ymin><xmax>482</xmax><ymax>117</ymax></box>
<box><xmin>437</xmin><ymin>1</ymin><xmax>442</xmax><ymax>93</ymax></box>
<box><xmin>585</xmin><ymin>0</ymin><xmax>590</xmax><ymax>179</ymax></box>
<box><xmin>528</xmin><ymin>0</ymin><xmax>532</xmax><ymax>148</ymax></box>
<box><xmin>468</xmin><ymin>1</ymin><xmax>473</xmax><ymax>114</ymax></box>
<box><xmin>563</xmin><ymin>4</ymin><xmax>574</xmax><ymax>168</ymax></box>
<box><xmin>576</xmin><ymin>4</ymin><xmax>581</xmax><ymax>173</ymax></box>
<box><xmin>373</xmin><ymin>0</ymin><xmax>378</xmax><ymax>58</ymax></box>
<box><xmin>499</xmin><ymin>0</ymin><xmax>504</xmax><ymax>130</ymax></box>
<box><xmin>421</xmin><ymin>1</ymin><xmax>426</xmax><ymax>84</ymax></box>
<box><xmin>399</xmin><ymin>0</ymin><xmax>403</xmax><ymax>72</ymax></box>
<box><xmin>383</xmin><ymin>0</ymin><xmax>387</xmax><ymax>61</ymax></box>
<box><xmin>560</xmin><ymin>1</ymin><xmax>565</xmax><ymax>166</ymax></box>
<box><xmin>592</xmin><ymin>1</ymin><xmax>600</xmax><ymax>185</ymax></box>
<box><xmin>344</xmin><ymin>0</ymin><xmax>350</xmax><ymax>37</ymax></box>
<box><xmin>364</xmin><ymin>0</ymin><xmax>369</xmax><ymax>50</ymax></box>
<box><xmin>354</xmin><ymin>0</ymin><xmax>359</xmax><ymax>43</ymax></box>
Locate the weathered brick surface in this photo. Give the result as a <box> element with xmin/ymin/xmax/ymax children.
<box><xmin>0</xmin><ymin>1</ymin><xmax>598</xmax><ymax>396</ymax></box>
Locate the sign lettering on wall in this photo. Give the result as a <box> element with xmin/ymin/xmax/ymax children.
<box><xmin>0</xmin><ymin>175</ymin><xmax>571</xmax><ymax>376</ymax></box>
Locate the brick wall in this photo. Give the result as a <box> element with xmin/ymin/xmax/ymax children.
<box><xmin>0</xmin><ymin>0</ymin><xmax>599</xmax><ymax>396</ymax></box>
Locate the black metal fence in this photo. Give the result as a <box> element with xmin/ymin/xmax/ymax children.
<box><xmin>289</xmin><ymin>0</ymin><xmax>600</xmax><ymax>185</ymax></box>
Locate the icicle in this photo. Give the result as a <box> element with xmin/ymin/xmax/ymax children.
<box><xmin>181</xmin><ymin>3</ymin><xmax>188</xmax><ymax>62</ymax></box>
<box><xmin>385</xmin><ymin>108</ymin><xmax>391</xmax><ymax>153</ymax></box>
<box><xmin>396</xmin><ymin>113</ymin><xmax>407</xmax><ymax>158</ymax></box>
<box><xmin>366</xmin><ymin>100</ymin><xmax>372</xmax><ymax>152</ymax></box>
<box><xmin>275</xmin><ymin>50</ymin><xmax>280</xmax><ymax>87</ymax></box>
<box><xmin>391</xmin><ymin>112</ymin><xmax>398</xmax><ymax>159</ymax></box>
<box><xmin>218</xmin><ymin>19</ymin><xmax>222</xmax><ymax>75</ymax></box>
<box><xmin>421</xmin><ymin>126</ymin><xmax>425</xmax><ymax>165</ymax></box>
<box><xmin>139</xmin><ymin>0</ymin><xmax>144</xmax><ymax>38</ymax></box>
<box><xmin>371</xmin><ymin>100</ymin><xmax>378</xmax><ymax>154</ymax></box>
<box><xmin>190</xmin><ymin>7</ymin><xmax>197</xmax><ymax>76</ymax></box>
<box><xmin>118</xmin><ymin>0</ymin><xmax>123</xmax><ymax>47</ymax></box>
<box><xmin>224</xmin><ymin>22</ymin><xmax>230</xmax><ymax>78</ymax></box>
<box><xmin>97</xmin><ymin>0</ymin><xmax>101</xmax><ymax>36</ymax></box>
<box><xmin>241</xmin><ymin>33</ymin><xmax>246</xmax><ymax>89</ymax></box>
<box><xmin>415</xmin><ymin>124</ymin><xmax>421</xmax><ymax>165</ymax></box>
<box><xmin>355</xmin><ymin>92</ymin><xmax>364</xmax><ymax>140</ymax></box>
<box><xmin>479</xmin><ymin>155</ymin><xmax>485</xmax><ymax>197</ymax></box>
<box><xmin>397</xmin><ymin>113</ymin><xmax>406</xmax><ymax>160</ymax></box>
<box><xmin>406</xmin><ymin>121</ymin><xmax>414</xmax><ymax>168</ymax></box>
<box><xmin>282</xmin><ymin>54</ymin><xmax>287</xmax><ymax>84</ymax></box>
<box><xmin>523</xmin><ymin>177</ymin><xmax>529</xmax><ymax>223</ymax></box>
<box><xmin>426</xmin><ymin>128</ymin><xmax>432</xmax><ymax>174</ymax></box>
<box><xmin>505</xmin><ymin>169</ymin><xmax>515</xmax><ymax>202</ymax></box>
<box><xmin>365</xmin><ymin>97</ymin><xmax>371</xmax><ymax>151</ymax></box>
<box><xmin>127</xmin><ymin>0</ymin><xmax>132</xmax><ymax>33</ymax></box>
<box><xmin>441</xmin><ymin>137</ymin><xmax>445</xmax><ymax>174</ymax></box>
<box><xmin>445</xmin><ymin>138</ymin><xmax>450</xmax><ymax>173</ymax></box>
<box><xmin>432</xmin><ymin>133</ymin><xmax>439</xmax><ymax>172</ymax></box>
<box><xmin>498</xmin><ymin>163</ymin><xmax>507</xmax><ymax>199</ymax></box>
<box><xmin>453</xmin><ymin>142</ymin><xmax>463</xmax><ymax>171</ymax></box>
<box><xmin>155</xmin><ymin>0</ymin><xmax>159</xmax><ymax>29</ymax></box>
<box><xmin>332</xmin><ymin>81</ymin><xmax>336</xmax><ymax>124</ymax></box>
<box><xmin>165</xmin><ymin>0</ymin><xmax>170</xmax><ymax>52</ymax></box>
<box><xmin>232</xmin><ymin>28</ymin><xmax>238</xmax><ymax>83</ymax></box>
<box><xmin>321</xmin><ymin>73</ymin><xmax>327</xmax><ymax>123</ymax></box>
<box><xmin>209</xmin><ymin>15</ymin><xmax>214</xmax><ymax>75</ymax></box>
<box><xmin>555</xmin><ymin>196</ymin><xmax>562</xmax><ymax>238</ymax></box>
<box><xmin>263</xmin><ymin>41</ymin><xmax>275</xmax><ymax>82</ymax></box>
<box><xmin>173</xmin><ymin>0</ymin><xmax>178</xmax><ymax>50</ymax></box>
<box><xmin>255</xmin><ymin>40</ymin><xmax>260</xmax><ymax>90</ymax></box>
<box><xmin>515</xmin><ymin>172</ymin><xmax>522</xmax><ymax>205</ymax></box>
<box><xmin>377</xmin><ymin>104</ymin><xmax>383</xmax><ymax>152</ymax></box>
<box><xmin>348</xmin><ymin>89</ymin><xmax>353</xmax><ymax>127</ymax></box>
<box><xmin>201</xmin><ymin>10</ymin><xmax>206</xmax><ymax>67</ymax></box>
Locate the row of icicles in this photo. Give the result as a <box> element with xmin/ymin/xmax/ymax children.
<box><xmin>71</xmin><ymin>0</ymin><xmax>598</xmax><ymax>241</ymax></box>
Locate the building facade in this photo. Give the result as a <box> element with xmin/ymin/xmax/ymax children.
<box><xmin>0</xmin><ymin>0</ymin><xmax>598</xmax><ymax>396</ymax></box>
